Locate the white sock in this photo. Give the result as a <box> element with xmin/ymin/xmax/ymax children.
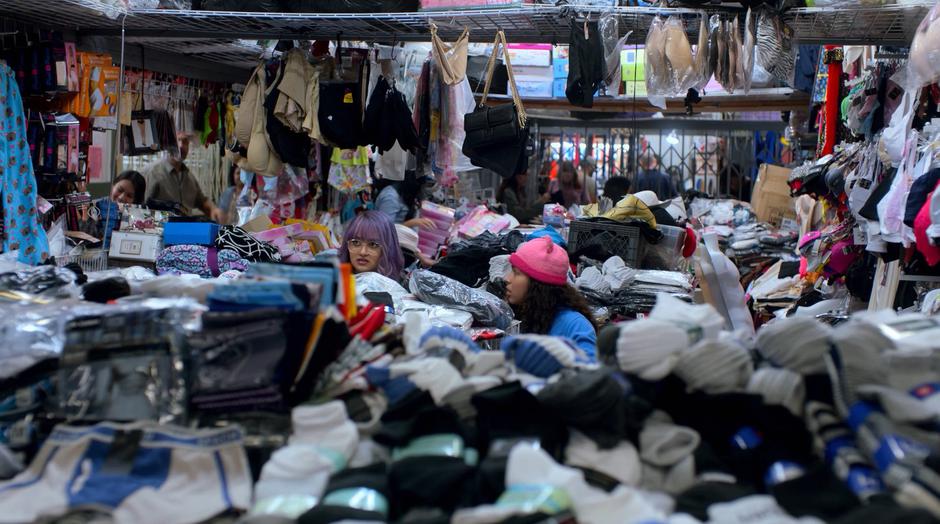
<box><xmin>507</xmin><ymin>444</ymin><xmax>665</xmax><ymax>524</ymax></box>
<box><xmin>565</xmin><ymin>429</ymin><xmax>642</xmax><ymax>487</ymax></box>
<box><xmin>290</xmin><ymin>401</ymin><xmax>359</xmax><ymax>461</ymax></box>
<box><xmin>640</xmin><ymin>421</ymin><xmax>701</xmax><ymax>467</ymax></box>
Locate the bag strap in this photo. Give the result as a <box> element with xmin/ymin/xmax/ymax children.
<box><xmin>479</xmin><ymin>30</ymin><xmax>527</xmax><ymax>130</ymax></box>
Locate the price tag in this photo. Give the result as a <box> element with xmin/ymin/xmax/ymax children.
<box><xmin>8</xmin><ymin>419</ymin><xmax>31</xmax><ymax>447</ymax></box>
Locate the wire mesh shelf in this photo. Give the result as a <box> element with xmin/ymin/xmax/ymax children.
<box><xmin>0</xmin><ymin>1</ymin><xmax>931</xmax><ymax>78</ymax></box>
<box><xmin>0</xmin><ymin>0</ymin><xmax>931</xmax><ymax>45</ymax></box>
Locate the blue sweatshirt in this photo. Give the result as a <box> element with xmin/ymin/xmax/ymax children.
<box><xmin>548</xmin><ymin>308</ymin><xmax>597</xmax><ymax>360</ymax></box>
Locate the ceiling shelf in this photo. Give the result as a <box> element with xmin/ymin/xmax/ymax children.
<box><xmin>483</xmin><ymin>87</ymin><xmax>811</xmax><ymax>114</ymax></box>
<box><xmin>0</xmin><ymin>0</ymin><xmax>931</xmax><ymax>45</ymax></box>
<box><xmin>0</xmin><ymin>1</ymin><xmax>929</xmax><ymax>76</ymax></box>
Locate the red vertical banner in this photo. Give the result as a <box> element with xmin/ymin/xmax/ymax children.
<box><xmin>821</xmin><ymin>46</ymin><xmax>844</xmax><ymax>157</ymax></box>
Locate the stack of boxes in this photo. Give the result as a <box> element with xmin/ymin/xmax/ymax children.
<box><xmin>553</xmin><ymin>46</ymin><xmax>569</xmax><ymax>98</ymax></box>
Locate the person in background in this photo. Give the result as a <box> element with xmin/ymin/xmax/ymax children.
<box><xmin>217</xmin><ymin>167</ymin><xmax>246</xmax><ymax>225</ymax></box>
<box><xmin>505</xmin><ymin>236</ymin><xmax>598</xmax><ymax>358</ymax></box>
<box><xmin>602</xmin><ymin>176</ymin><xmax>632</xmax><ymax>205</ymax></box>
<box><xmin>86</xmin><ymin>170</ymin><xmax>146</xmax><ymax>248</ymax></box>
<box><xmin>145</xmin><ymin>131</ymin><xmax>225</xmax><ymax>222</ymax></box>
<box><xmin>339</xmin><ymin>210</ymin><xmax>405</xmax><ymax>281</ymax></box>
<box><xmin>549</xmin><ymin>160</ymin><xmax>588</xmax><ymax>208</ymax></box>
<box><xmin>498</xmin><ymin>171</ymin><xmax>549</xmax><ymax>224</ymax></box>
<box><xmin>634</xmin><ymin>150</ymin><xmax>678</xmax><ymax>200</ymax></box>
<box><xmin>374</xmin><ymin>170</ymin><xmax>435</xmax><ymax>230</ymax></box>
<box><xmin>580</xmin><ymin>155</ymin><xmax>598</xmax><ymax>204</ymax></box>
<box><xmin>108</xmin><ymin>170</ymin><xmax>146</xmax><ymax>205</ymax></box>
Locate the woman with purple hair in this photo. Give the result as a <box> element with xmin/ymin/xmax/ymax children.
<box><xmin>339</xmin><ymin>210</ymin><xmax>405</xmax><ymax>280</ymax></box>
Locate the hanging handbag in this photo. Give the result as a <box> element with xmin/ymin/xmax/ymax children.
<box><xmin>123</xmin><ymin>81</ymin><xmax>161</xmax><ymax>156</ymax></box>
<box><xmin>462</xmin><ymin>30</ymin><xmax>528</xmax><ymax>178</ymax></box>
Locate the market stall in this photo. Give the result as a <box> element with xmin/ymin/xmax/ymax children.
<box><xmin>0</xmin><ymin>1</ymin><xmax>936</xmax><ymax>523</ymax></box>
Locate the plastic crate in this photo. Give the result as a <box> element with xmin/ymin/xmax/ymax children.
<box><xmin>567</xmin><ymin>220</ymin><xmax>646</xmax><ymax>268</ymax></box>
<box><xmin>54</xmin><ymin>249</ymin><xmax>109</xmax><ymax>273</ymax></box>
<box><xmin>643</xmin><ymin>224</ymin><xmax>687</xmax><ymax>270</ymax></box>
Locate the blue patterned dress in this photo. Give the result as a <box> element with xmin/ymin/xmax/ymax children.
<box><xmin>0</xmin><ymin>63</ymin><xmax>48</xmax><ymax>264</ymax></box>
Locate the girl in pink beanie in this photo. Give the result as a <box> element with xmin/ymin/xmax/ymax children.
<box><xmin>506</xmin><ymin>236</ymin><xmax>598</xmax><ymax>358</ymax></box>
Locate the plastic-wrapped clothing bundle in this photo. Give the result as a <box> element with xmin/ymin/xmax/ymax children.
<box><xmin>645</xmin><ymin>16</ymin><xmax>696</xmax><ymax>98</ymax></box>
<box><xmin>910</xmin><ymin>0</ymin><xmax>940</xmax><ymax>87</ymax></box>
<box><xmin>0</xmin><ymin>266</ymin><xmax>78</xmax><ymax>298</ymax></box>
<box><xmin>755</xmin><ymin>12</ymin><xmax>796</xmax><ymax>87</ymax></box>
<box><xmin>645</xmin><ymin>17</ymin><xmax>668</xmax><ymax>96</ymax></box>
<box><xmin>664</xmin><ymin>16</ymin><xmax>695</xmax><ymax>92</ymax></box>
<box><xmin>430</xmin><ymin>231</ymin><xmax>524</xmax><ymax>288</ymax></box>
<box><xmin>741</xmin><ymin>8</ymin><xmax>756</xmax><ymax>94</ymax></box>
<box><xmin>409</xmin><ymin>270</ymin><xmax>514</xmax><ymax>329</ymax></box>
<box><xmin>692</xmin><ymin>13</ymin><xmax>712</xmax><ymax>91</ymax></box>
<box><xmin>354</xmin><ymin>272</ymin><xmax>409</xmax><ymax>311</ymax></box>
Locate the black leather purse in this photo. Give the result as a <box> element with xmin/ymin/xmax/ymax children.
<box><xmin>462</xmin><ymin>30</ymin><xmax>528</xmax><ymax>178</ymax></box>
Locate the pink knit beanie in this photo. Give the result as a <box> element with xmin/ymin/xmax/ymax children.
<box><xmin>509</xmin><ymin>236</ymin><xmax>569</xmax><ymax>286</ymax></box>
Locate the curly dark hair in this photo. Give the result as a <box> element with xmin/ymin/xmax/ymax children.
<box><xmin>512</xmin><ymin>279</ymin><xmax>598</xmax><ymax>335</ymax></box>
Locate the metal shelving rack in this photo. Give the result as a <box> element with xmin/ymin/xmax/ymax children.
<box><xmin>0</xmin><ymin>0</ymin><xmax>932</xmax><ymax>50</ymax></box>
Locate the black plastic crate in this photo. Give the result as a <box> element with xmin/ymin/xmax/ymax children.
<box><xmin>567</xmin><ymin>220</ymin><xmax>646</xmax><ymax>268</ymax></box>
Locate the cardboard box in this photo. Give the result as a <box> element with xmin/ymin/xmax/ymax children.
<box><xmin>552</xmin><ymin>78</ymin><xmax>567</xmax><ymax>98</ymax></box>
<box><xmin>506</xmin><ymin>44</ymin><xmax>552</xmax><ymax>67</ymax></box>
<box><xmin>552</xmin><ymin>57</ymin><xmax>569</xmax><ymax>79</ymax></box>
<box><xmin>751</xmin><ymin>164</ymin><xmax>796</xmax><ymax>226</ymax></box>
<box><xmin>109</xmin><ymin>231</ymin><xmax>163</xmax><ymax>263</ymax></box>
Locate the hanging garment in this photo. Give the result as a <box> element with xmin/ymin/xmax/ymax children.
<box><xmin>265</xmin><ymin>62</ymin><xmax>311</xmax><ymax>167</ymax></box>
<box><xmin>364</xmin><ymin>76</ymin><xmax>419</xmax><ymax>155</ymax></box>
<box><xmin>664</xmin><ymin>16</ymin><xmax>695</xmax><ymax>93</ymax></box>
<box><xmin>319</xmin><ymin>81</ymin><xmax>365</xmax><ymax>150</ymax></box>
<box><xmin>431</xmin><ymin>24</ymin><xmax>470</xmax><ymax>86</ymax></box>
<box><xmin>693</xmin><ymin>13</ymin><xmax>712</xmax><ymax>91</ymax></box>
<box><xmin>235</xmin><ymin>64</ymin><xmax>263</xmax><ymax>147</ymax></box>
<box><xmin>566</xmin><ymin>19</ymin><xmax>606</xmax><ymax>108</ymax></box>
<box><xmin>0</xmin><ymin>64</ymin><xmax>48</xmax><ymax>264</ymax></box>
<box><xmin>275</xmin><ymin>48</ymin><xmax>314</xmax><ymax>133</ymax></box>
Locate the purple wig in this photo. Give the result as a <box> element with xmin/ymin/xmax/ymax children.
<box><xmin>339</xmin><ymin>210</ymin><xmax>405</xmax><ymax>279</ymax></box>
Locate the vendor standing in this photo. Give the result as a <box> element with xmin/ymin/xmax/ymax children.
<box><xmin>145</xmin><ymin>132</ymin><xmax>225</xmax><ymax>222</ymax></box>
<box><xmin>505</xmin><ymin>237</ymin><xmax>597</xmax><ymax>358</ymax></box>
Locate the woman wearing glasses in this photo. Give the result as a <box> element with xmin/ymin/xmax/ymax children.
<box><xmin>338</xmin><ymin>210</ymin><xmax>405</xmax><ymax>280</ymax></box>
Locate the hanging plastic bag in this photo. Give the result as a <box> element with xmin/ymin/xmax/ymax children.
<box><xmin>645</xmin><ymin>16</ymin><xmax>669</xmax><ymax>100</ymax></box>
<box><xmin>599</xmin><ymin>12</ymin><xmax>630</xmax><ymax>96</ymax></box>
<box><xmin>909</xmin><ymin>0</ymin><xmax>940</xmax><ymax>88</ymax></box>
<box><xmin>741</xmin><ymin>8</ymin><xmax>756</xmax><ymax>94</ymax></box>
<box><xmin>755</xmin><ymin>12</ymin><xmax>796</xmax><ymax>87</ymax></box>
<box><xmin>328</xmin><ymin>147</ymin><xmax>372</xmax><ymax>194</ymax></box>
<box><xmin>434</xmin><ymin>77</ymin><xmax>477</xmax><ymax>185</ymax></box>
<box><xmin>692</xmin><ymin>13</ymin><xmax>712</xmax><ymax>90</ymax></box>
<box><xmin>730</xmin><ymin>16</ymin><xmax>743</xmax><ymax>94</ymax></box>
<box><xmin>880</xmin><ymin>86</ymin><xmax>917</xmax><ymax>167</ymax></box>
<box><xmin>695</xmin><ymin>233</ymin><xmax>754</xmax><ymax>335</ymax></box>
<box><xmin>664</xmin><ymin>16</ymin><xmax>695</xmax><ymax>93</ymax></box>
